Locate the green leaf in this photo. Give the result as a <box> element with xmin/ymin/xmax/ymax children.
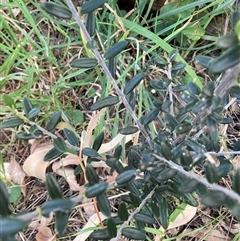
<box><xmin>3</xmin><ymin>95</ymin><xmax>15</xmax><ymax>108</ymax></box>
<box><xmin>124</xmin><ymin>72</ymin><xmax>145</xmax><ymax>95</ymax></box>
<box><xmin>187</xmin><ymin>82</ymin><xmax>201</xmax><ymax>95</ymax></box>
<box><xmin>201</xmin><ymin>191</ymin><xmax>226</xmax><ymax>207</ymax></box>
<box><xmin>46</xmin><ymin>111</ymin><xmax>62</xmax><ymax>131</ymax></box>
<box><xmin>165</xmin><ymin>113</ymin><xmax>178</xmax><ymax>130</ymax></box>
<box><xmin>134</xmin><ymin>213</ymin><xmax>156</xmax><ymax>224</ymax></box>
<box><xmin>86</xmin><ymin>11</ymin><xmax>95</xmax><ymax>37</ymax></box>
<box><xmin>118</xmin><ymin>202</ymin><xmax>129</xmax><ymax>221</ymax></box>
<box><xmin>70</xmin><ymin>58</ymin><xmax>98</xmax><ymax>68</ymax></box>
<box><xmin>85</xmin><ymin>164</ymin><xmax>99</xmax><ymax>185</ymax></box>
<box><xmin>53</xmin><ymin>137</ymin><xmax>67</xmax><ymax>153</ymax></box>
<box><xmin>116</xmin><ymin>169</ymin><xmax>136</xmax><ymax>185</ymax></box>
<box><xmin>26</xmin><ymin>107</ymin><xmax>40</xmax><ymax>120</ymax></box>
<box><xmin>92</xmin><ymin>132</ymin><xmax>104</xmax><ymax>151</ymax></box>
<box><xmin>22</xmin><ymin>97</ymin><xmax>33</xmax><ymax>115</ymax></box>
<box><xmin>186</xmin><ymin>139</ymin><xmax>206</xmax><ymax>154</ymax></box>
<box><xmin>233</xmin><ymin>167</ymin><xmax>240</xmax><ymax>195</ymax></box>
<box><xmin>42</xmin><ymin>199</ymin><xmax>76</xmax><ymax>217</ymax></box>
<box><xmin>0</xmin><ymin>117</ymin><xmax>24</xmax><ymax>129</ymax></box>
<box><xmin>45</xmin><ymin>174</ymin><xmax>62</xmax><ymax>199</ymax></box>
<box><xmin>205</xmin><ymin>161</ymin><xmax>220</xmax><ymax>183</ymax></box>
<box><xmin>44</xmin><ymin>147</ymin><xmax>63</xmax><ymax>161</ymax></box>
<box><xmin>86</xmin><ymin>182</ymin><xmax>108</xmax><ymax>198</ymax></box>
<box><xmin>65</xmin><ymin>109</ymin><xmax>83</xmax><ymax>126</ymax></box>
<box><xmin>63</xmin><ymin>128</ymin><xmax>79</xmax><ymax>147</ymax></box>
<box><xmin>0</xmin><ymin>180</ymin><xmax>12</xmax><ymax>216</ymax></box>
<box><xmin>81</xmin><ymin>0</ymin><xmax>106</xmax><ymax>14</ymax></box>
<box><xmin>143</xmin><ymin>108</ymin><xmax>159</xmax><ymax>125</ymax></box>
<box><xmin>161</xmin><ymin>100</ymin><xmax>172</xmax><ymax>112</ymax></box>
<box><xmin>89</xmin><ymin>228</ymin><xmax>111</xmax><ymax>240</ymax></box>
<box><xmin>120</xmin><ymin>126</ymin><xmax>139</xmax><ymax>135</ymax></box>
<box><xmin>206</xmin><ymin>116</ymin><xmax>218</xmax><ymax>141</ymax></box>
<box><xmin>91</xmin><ymin>96</ymin><xmax>119</xmax><ymax>111</ymax></box>
<box><xmin>158</xmin><ymin>168</ymin><xmax>177</xmax><ymax>181</ymax></box>
<box><xmin>104</xmin><ymin>40</ymin><xmax>128</xmax><ymax>59</ymax></box>
<box><xmin>180</xmin><ymin>150</ymin><xmax>193</xmax><ymax>170</ymax></box>
<box><xmin>40</xmin><ymin>2</ymin><xmax>72</xmax><ymax>19</ymax></box>
<box><xmin>55</xmin><ymin>211</ymin><xmax>69</xmax><ymax>236</ymax></box>
<box><xmin>182</xmin><ymin>25</ymin><xmax>205</xmax><ymax>41</ymax></box>
<box><xmin>107</xmin><ymin>57</ymin><xmax>116</xmax><ymax>76</ymax></box>
<box><xmin>230</xmin><ymin>11</ymin><xmax>240</xmax><ymax>29</ymax></box>
<box><xmin>107</xmin><ymin>217</ymin><xmax>117</xmax><ymax>238</ymax></box>
<box><xmin>0</xmin><ymin>218</ymin><xmax>28</xmax><ymax>236</ymax></box>
<box><xmin>216</xmin><ymin>34</ymin><xmax>239</xmax><ymax>48</ymax></box>
<box><xmin>82</xmin><ymin>147</ymin><xmax>99</xmax><ymax>157</ymax></box>
<box><xmin>160</xmin><ymin>141</ymin><xmax>172</xmax><ymax>160</ymax></box>
<box><xmin>96</xmin><ymin>193</ymin><xmax>111</xmax><ymax>217</ymax></box>
<box><xmin>179</xmin><ymin>179</ymin><xmax>199</xmax><ymax>193</ymax></box>
<box><xmin>209</xmin><ymin>44</ymin><xmax>240</xmax><ymax>73</ymax></box>
<box><xmin>195</xmin><ymin>55</ymin><xmax>214</xmax><ymax>68</ymax></box>
<box><xmin>122</xmin><ymin>227</ymin><xmax>146</xmax><ymax>240</ymax></box>
<box><xmin>16</xmin><ymin>132</ymin><xmax>35</xmax><ymax>140</ymax></box>
<box><xmin>175</xmin><ymin>122</ymin><xmax>192</xmax><ymax>134</ymax></box>
<box><xmin>230</xmin><ymin>85</ymin><xmax>240</xmax><ymax>99</ymax></box>
<box><xmin>8</xmin><ymin>184</ymin><xmax>21</xmax><ymax>204</ymax></box>
<box><xmin>202</xmin><ymin>82</ymin><xmax>215</xmax><ymax>97</ymax></box>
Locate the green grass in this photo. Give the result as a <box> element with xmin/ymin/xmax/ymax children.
<box><xmin>0</xmin><ymin>0</ymin><xmax>238</xmax><ymax>240</ymax></box>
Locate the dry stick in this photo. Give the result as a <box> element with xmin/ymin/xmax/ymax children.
<box><xmin>152</xmin><ymin>153</ymin><xmax>240</xmax><ymax>202</ymax></box>
<box><xmin>173</xmin><ymin>63</ymin><xmax>240</xmax><ymax>146</ymax></box>
<box><xmin>110</xmin><ymin>187</ymin><xmax>157</xmax><ymax>241</ymax></box>
<box><xmin>64</xmin><ymin>0</ymin><xmax>153</xmax><ymax>149</ymax></box>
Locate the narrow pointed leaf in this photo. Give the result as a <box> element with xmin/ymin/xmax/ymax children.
<box><xmin>70</xmin><ymin>57</ymin><xmax>98</xmax><ymax>68</ymax></box>
<box><xmin>86</xmin><ymin>182</ymin><xmax>108</xmax><ymax>198</ymax></box>
<box><xmin>124</xmin><ymin>72</ymin><xmax>145</xmax><ymax>95</ymax></box>
<box><xmin>92</xmin><ymin>132</ymin><xmax>104</xmax><ymax>151</ymax></box>
<box><xmin>120</xmin><ymin>126</ymin><xmax>139</xmax><ymax>135</ymax></box>
<box><xmin>81</xmin><ymin>0</ymin><xmax>106</xmax><ymax>14</ymax></box>
<box><xmin>63</xmin><ymin>128</ymin><xmax>79</xmax><ymax>147</ymax></box>
<box><xmin>233</xmin><ymin>167</ymin><xmax>240</xmax><ymax>195</ymax></box>
<box><xmin>107</xmin><ymin>217</ymin><xmax>117</xmax><ymax>238</ymax></box>
<box><xmin>0</xmin><ymin>181</ymin><xmax>12</xmax><ymax>216</ymax></box>
<box><xmin>42</xmin><ymin>199</ymin><xmax>76</xmax><ymax>217</ymax></box>
<box><xmin>55</xmin><ymin>211</ymin><xmax>69</xmax><ymax>236</ymax></box>
<box><xmin>201</xmin><ymin>191</ymin><xmax>226</xmax><ymax>207</ymax></box>
<box><xmin>45</xmin><ymin>174</ymin><xmax>62</xmax><ymax>199</ymax></box>
<box><xmin>23</xmin><ymin>97</ymin><xmax>33</xmax><ymax>115</ymax></box>
<box><xmin>104</xmin><ymin>40</ymin><xmax>128</xmax><ymax>59</ymax></box>
<box><xmin>85</xmin><ymin>164</ymin><xmax>99</xmax><ymax>185</ymax></box>
<box><xmin>0</xmin><ymin>218</ymin><xmax>28</xmax><ymax>236</ymax></box>
<box><xmin>116</xmin><ymin>170</ymin><xmax>136</xmax><ymax>185</ymax></box>
<box><xmin>122</xmin><ymin>227</ymin><xmax>146</xmax><ymax>240</ymax></box>
<box><xmin>41</xmin><ymin>2</ymin><xmax>72</xmax><ymax>19</ymax></box>
<box><xmin>46</xmin><ymin>111</ymin><xmax>62</xmax><ymax>131</ymax></box>
<box><xmin>89</xmin><ymin>228</ymin><xmax>111</xmax><ymax>240</ymax></box>
<box><xmin>118</xmin><ymin>202</ymin><xmax>129</xmax><ymax>221</ymax></box>
<box><xmin>91</xmin><ymin>96</ymin><xmax>119</xmax><ymax>110</ymax></box>
<box><xmin>96</xmin><ymin>193</ymin><xmax>111</xmax><ymax>217</ymax></box>
<box><xmin>53</xmin><ymin>137</ymin><xmax>67</xmax><ymax>152</ymax></box>
<box><xmin>44</xmin><ymin>147</ymin><xmax>63</xmax><ymax>161</ymax></box>
<box><xmin>0</xmin><ymin>117</ymin><xmax>24</xmax><ymax>129</ymax></box>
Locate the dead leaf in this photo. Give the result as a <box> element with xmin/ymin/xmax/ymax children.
<box><xmin>5</xmin><ymin>156</ymin><xmax>26</xmax><ymax>196</ymax></box>
<box><xmin>36</xmin><ymin>227</ymin><xmax>55</xmax><ymax>241</ymax></box>
<box><xmin>167</xmin><ymin>205</ymin><xmax>197</xmax><ymax>230</ymax></box>
<box><xmin>23</xmin><ymin>144</ymin><xmax>54</xmax><ymax>181</ymax></box>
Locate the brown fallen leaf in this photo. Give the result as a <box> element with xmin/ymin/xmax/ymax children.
<box><xmin>5</xmin><ymin>156</ymin><xmax>26</xmax><ymax>196</ymax></box>
<box><xmin>36</xmin><ymin>227</ymin><xmax>55</xmax><ymax>241</ymax></box>
<box><xmin>23</xmin><ymin>144</ymin><xmax>54</xmax><ymax>181</ymax></box>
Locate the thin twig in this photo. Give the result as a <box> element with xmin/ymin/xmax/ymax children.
<box><xmin>208</xmin><ymin>151</ymin><xmax>240</xmax><ymax>156</ymax></box>
<box><xmin>152</xmin><ymin>153</ymin><xmax>240</xmax><ymax>202</ymax></box>
<box><xmin>110</xmin><ymin>187</ymin><xmax>156</xmax><ymax>241</ymax></box>
<box><xmin>64</xmin><ymin>0</ymin><xmax>153</xmax><ymax>149</ymax></box>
